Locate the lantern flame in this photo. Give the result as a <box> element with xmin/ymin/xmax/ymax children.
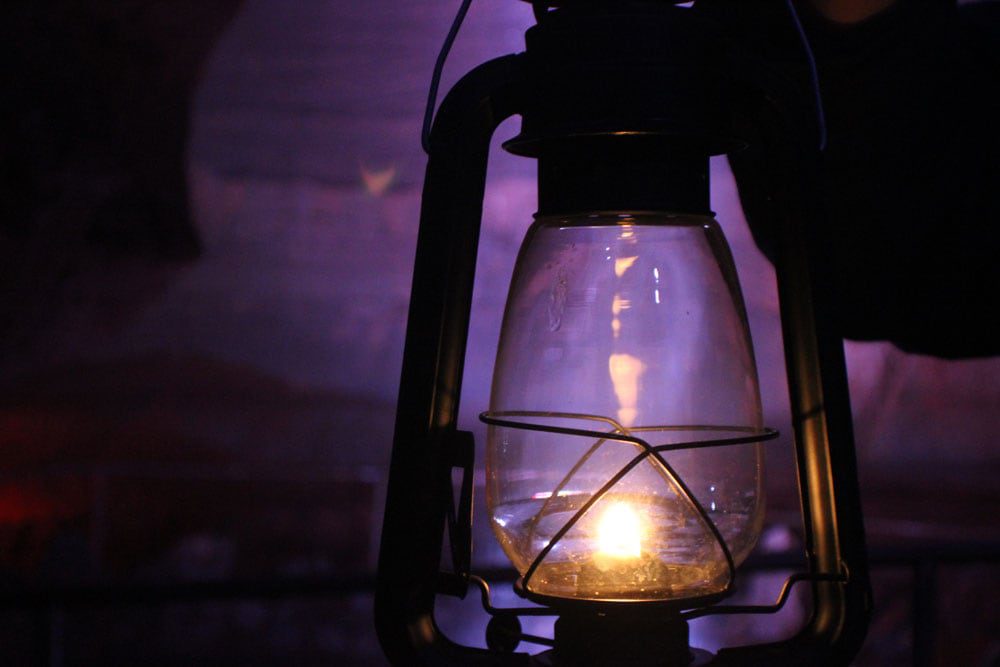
<box><xmin>595</xmin><ymin>502</ymin><xmax>642</xmax><ymax>559</ymax></box>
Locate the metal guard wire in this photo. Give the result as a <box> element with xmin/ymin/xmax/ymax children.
<box><xmin>478</xmin><ymin>411</ymin><xmax>779</xmax><ymax>605</ymax></box>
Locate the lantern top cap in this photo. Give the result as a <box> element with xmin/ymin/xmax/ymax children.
<box><xmin>504</xmin><ymin>0</ymin><xmax>742</xmax><ymax>157</ymax></box>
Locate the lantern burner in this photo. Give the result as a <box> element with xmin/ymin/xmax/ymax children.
<box><xmin>469</xmin><ymin>562</ymin><xmax>848</xmax><ymax>659</ymax></box>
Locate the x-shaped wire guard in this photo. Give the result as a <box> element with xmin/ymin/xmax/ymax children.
<box><xmin>466</xmin><ymin>411</ymin><xmax>848</xmax><ymax>652</ymax></box>
<box><xmin>478</xmin><ymin>411</ymin><xmax>780</xmax><ymax>601</ymax></box>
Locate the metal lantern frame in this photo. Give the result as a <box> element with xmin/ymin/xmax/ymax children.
<box><xmin>376</xmin><ymin>2</ymin><xmax>872</xmax><ymax>665</ymax></box>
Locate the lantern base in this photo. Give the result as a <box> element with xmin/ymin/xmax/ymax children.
<box><xmin>539</xmin><ymin>611</ymin><xmax>709</xmax><ymax>666</ymax></box>
<box><xmin>513</xmin><ymin>576</ymin><xmax>730</xmax><ymax>614</ymax></box>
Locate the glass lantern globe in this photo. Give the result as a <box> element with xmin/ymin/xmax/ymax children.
<box><xmin>485</xmin><ymin>211</ymin><xmax>766</xmax><ymax>604</ymax></box>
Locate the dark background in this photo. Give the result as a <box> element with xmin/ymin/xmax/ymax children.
<box><xmin>1</xmin><ymin>1</ymin><xmax>997</xmax><ymax>664</ymax></box>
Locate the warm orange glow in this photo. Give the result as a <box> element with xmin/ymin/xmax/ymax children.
<box><xmin>608</xmin><ymin>353</ymin><xmax>645</xmax><ymax>427</ymax></box>
<box><xmin>360</xmin><ymin>164</ymin><xmax>396</xmax><ymax>196</ymax></box>
<box><xmin>595</xmin><ymin>501</ymin><xmax>643</xmax><ymax>559</ymax></box>
<box><xmin>614</xmin><ymin>255</ymin><xmax>638</xmax><ymax>278</ymax></box>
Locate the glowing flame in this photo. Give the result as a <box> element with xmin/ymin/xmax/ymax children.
<box><xmin>596</xmin><ymin>502</ymin><xmax>642</xmax><ymax>559</ymax></box>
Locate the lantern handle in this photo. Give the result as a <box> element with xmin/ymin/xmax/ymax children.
<box><xmin>421</xmin><ymin>0</ymin><xmax>475</xmax><ymax>154</ymax></box>
<box><xmin>375</xmin><ymin>52</ymin><xmax>529</xmax><ymax>666</ymax></box>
